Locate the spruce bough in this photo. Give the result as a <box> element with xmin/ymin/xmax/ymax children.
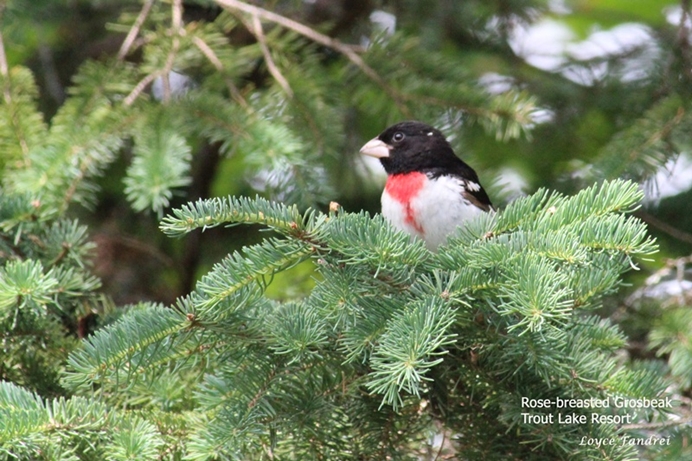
<box><xmin>0</xmin><ymin>179</ymin><xmax>665</xmax><ymax>460</ymax></box>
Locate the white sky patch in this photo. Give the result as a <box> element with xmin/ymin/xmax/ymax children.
<box><xmin>357</xmin><ymin>153</ymin><xmax>387</xmax><ymax>182</ymax></box>
<box><xmin>568</xmin><ymin>23</ymin><xmax>658</xmax><ymax>83</ymax></box>
<box><xmin>665</xmin><ymin>5</ymin><xmax>692</xmax><ymax>28</ymax></box>
<box><xmin>509</xmin><ymin>19</ymin><xmax>574</xmax><ymax>71</ymax></box>
<box><xmin>370</xmin><ymin>10</ymin><xmax>396</xmax><ymax>36</ymax></box>
<box><xmin>530</xmin><ymin>108</ymin><xmax>555</xmax><ymax>125</ymax></box>
<box><xmin>566</xmin><ymin>23</ymin><xmax>651</xmax><ymax>60</ymax></box>
<box><xmin>494</xmin><ymin>167</ymin><xmax>528</xmax><ymax>201</ymax></box>
<box><xmin>152</xmin><ymin>71</ymin><xmax>194</xmax><ymax>101</ymax></box>
<box><xmin>548</xmin><ymin>0</ymin><xmax>571</xmax><ymax>15</ymax></box>
<box><xmin>560</xmin><ymin>62</ymin><xmax>608</xmax><ymax>85</ymax></box>
<box><xmin>509</xmin><ymin>18</ymin><xmax>660</xmax><ymax>85</ymax></box>
<box><xmin>645</xmin><ymin>154</ymin><xmax>692</xmax><ymax>203</ymax></box>
<box><xmin>478</xmin><ymin>72</ymin><xmax>515</xmax><ymax>94</ymax></box>
<box><xmin>362</xmin><ymin>10</ymin><xmax>396</xmax><ymax>48</ymax></box>
<box><xmin>637</xmin><ymin>279</ymin><xmax>692</xmax><ymax>301</ymax></box>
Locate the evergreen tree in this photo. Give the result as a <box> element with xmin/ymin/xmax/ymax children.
<box><xmin>1</xmin><ymin>1</ymin><xmax>690</xmax><ymax>460</ymax></box>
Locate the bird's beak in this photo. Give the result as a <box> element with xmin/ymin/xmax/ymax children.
<box><xmin>360</xmin><ymin>138</ymin><xmax>391</xmax><ymax>158</ymax></box>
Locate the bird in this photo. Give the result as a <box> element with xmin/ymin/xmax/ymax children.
<box><xmin>360</xmin><ymin>121</ymin><xmax>493</xmax><ymax>250</ymax></box>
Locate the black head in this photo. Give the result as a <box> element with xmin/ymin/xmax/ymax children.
<box><xmin>360</xmin><ymin>120</ymin><xmax>494</xmax><ymax>211</ymax></box>
<box><xmin>360</xmin><ymin>121</ymin><xmax>466</xmax><ymax>176</ymax></box>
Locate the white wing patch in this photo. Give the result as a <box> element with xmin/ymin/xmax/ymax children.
<box><xmin>465</xmin><ymin>181</ymin><xmax>481</xmax><ymax>192</ymax></box>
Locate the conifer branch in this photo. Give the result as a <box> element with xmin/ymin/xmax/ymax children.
<box><xmin>635</xmin><ymin>210</ymin><xmax>692</xmax><ymax>245</ymax></box>
<box><xmin>193</xmin><ymin>238</ymin><xmax>314</xmax><ymax>312</ymax></box>
<box><xmin>622</xmin><ymin>416</ymin><xmax>692</xmax><ymax>431</ymax></box>
<box><xmin>62</xmin><ymin>305</ymin><xmax>187</xmax><ymax>391</ymax></box>
<box><xmin>124</xmin><ymin>0</ymin><xmax>184</xmax><ymax>106</ymax></box>
<box><xmin>191</xmin><ymin>37</ymin><xmax>223</xmax><ymax>69</ymax></box>
<box><xmin>0</xmin><ymin>381</ymin><xmax>165</xmax><ymax>458</ymax></box>
<box><xmin>246</xmin><ymin>13</ymin><xmax>293</xmax><ymax>97</ymax></box>
<box><xmin>58</xmin><ymin>111</ymin><xmax>137</xmax><ymax>212</ymax></box>
<box><xmin>214</xmin><ymin>0</ymin><xmax>411</xmax><ymax>116</ymax></box>
<box><xmin>124</xmin><ymin>116</ymin><xmax>192</xmax><ymax>215</ymax></box>
<box><xmin>323</xmin><ymin>212</ymin><xmax>430</xmax><ymax>270</ymax></box>
<box><xmin>214</xmin><ymin>0</ymin><xmax>363</xmax><ymax>53</ymax></box>
<box><xmin>498</xmin><ymin>179</ymin><xmax>644</xmax><ymax>235</ymax></box>
<box><xmin>160</xmin><ymin>195</ymin><xmax>306</xmax><ymax>237</ymax></box>
<box><xmin>0</xmin><ymin>41</ymin><xmax>40</xmax><ymax>162</ymax></box>
<box><xmin>366</xmin><ymin>296</ymin><xmax>457</xmax><ymax>409</ymax></box>
<box><xmin>191</xmin><ymin>35</ymin><xmax>249</xmax><ymax>107</ymax></box>
<box><xmin>161</xmin><ymin>0</ymin><xmax>184</xmax><ymax>103</ymax></box>
<box><xmin>3</xmin><ymin>0</ymin><xmax>683</xmax><ymax>456</ymax></box>
<box><xmin>55</xmin><ymin>180</ymin><xmax>668</xmax><ymax>457</ymax></box>
<box><xmin>124</xmin><ymin>72</ymin><xmax>158</xmax><ymax>107</ymax></box>
<box><xmin>593</xmin><ymin>96</ymin><xmax>686</xmax><ymax>180</ymax></box>
<box><xmin>677</xmin><ymin>0</ymin><xmax>692</xmax><ymax>82</ymax></box>
<box><xmin>631</xmin><ymin>105</ymin><xmax>684</xmax><ymax>164</ymax></box>
<box><xmin>172</xmin><ymin>0</ymin><xmax>182</xmax><ymax>30</ymax></box>
<box><xmin>117</xmin><ymin>0</ymin><xmax>156</xmax><ymax>60</ymax></box>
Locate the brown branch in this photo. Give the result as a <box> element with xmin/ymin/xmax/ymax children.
<box><xmin>635</xmin><ymin>210</ymin><xmax>692</xmax><ymax>245</ymax></box>
<box><xmin>161</xmin><ymin>0</ymin><xmax>184</xmax><ymax>103</ymax></box>
<box><xmin>123</xmin><ymin>72</ymin><xmax>159</xmax><ymax>106</ymax></box>
<box><xmin>123</xmin><ymin>0</ymin><xmax>184</xmax><ymax>106</ymax></box>
<box><xmin>678</xmin><ymin>0</ymin><xmax>692</xmax><ymax>81</ymax></box>
<box><xmin>635</xmin><ymin>106</ymin><xmax>685</xmax><ymax>158</ymax></box>
<box><xmin>172</xmin><ymin>0</ymin><xmax>182</xmax><ymax>29</ymax></box>
<box><xmin>99</xmin><ymin>233</ymin><xmax>177</xmax><ymax>268</ymax></box>
<box><xmin>0</xmin><ymin>39</ymin><xmax>6</xmax><ymax>82</ymax></box>
<box><xmin>117</xmin><ymin>0</ymin><xmax>156</xmax><ymax>60</ymax></box>
<box><xmin>191</xmin><ymin>36</ymin><xmax>249</xmax><ymax>107</ymax></box>
<box><xmin>213</xmin><ymin>0</ymin><xmax>411</xmax><ymax>116</ymax></box>
<box><xmin>214</xmin><ymin>0</ymin><xmax>364</xmax><ymax>53</ymax></box>
<box><xmin>433</xmin><ymin>429</ymin><xmax>446</xmax><ymax>461</ymax></box>
<box><xmin>247</xmin><ymin>13</ymin><xmax>293</xmax><ymax>97</ymax></box>
<box><xmin>0</xmin><ymin>14</ymin><xmax>11</xmax><ymax>104</ymax></box>
<box><xmin>192</xmin><ymin>36</ymin><xmax>223</xmax><ymax>69</ymax></box>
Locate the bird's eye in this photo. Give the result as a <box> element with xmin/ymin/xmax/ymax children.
<box><xmin>392</xmin><ymin>132</ymin><xmax>405</xmax><ymax>142</ymax></box>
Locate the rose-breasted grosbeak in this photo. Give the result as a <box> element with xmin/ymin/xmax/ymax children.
<box><xmin>360</xmin><ymin>121</ymin><xmax>493</xmax><ymax>249</ymax></box>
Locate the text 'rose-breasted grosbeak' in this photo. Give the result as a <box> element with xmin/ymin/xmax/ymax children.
<box><xmin>360</xmin><ymin>121</ymin><xmax>493</xmax><ymax>250</ymax></box>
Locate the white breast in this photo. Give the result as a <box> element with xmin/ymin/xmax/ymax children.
<box><xmin>382</xmin><ymin>175</ymin><xmax>484</xmax><ymax>250</ymax></box>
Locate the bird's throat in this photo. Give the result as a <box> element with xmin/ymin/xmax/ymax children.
<box><xmin>385</xmin><ymin>172</ymin><xmax>426</xmax><ymax>203</ymax></box>
<box><xmin>384</xmin><ymin>172</ymin><xmax>426</xmax><ymax>234</ymax></box>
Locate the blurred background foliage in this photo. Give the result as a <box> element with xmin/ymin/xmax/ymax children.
<box><xmin>1</xmin><ymin>0</ymin><xmax>691</xmax><ymax>439</ymax></box>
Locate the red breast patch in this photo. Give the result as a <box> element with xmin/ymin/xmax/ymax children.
<box><xmin>385</xmin><ymin>172</ymin><xmax>426</xmax><ymax>234</ymax></box>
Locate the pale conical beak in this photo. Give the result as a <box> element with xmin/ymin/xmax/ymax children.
<box><xmin>359</xmin><ymin>138</ymin><xmax>391</xmax><ymax>158</ymax></box>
